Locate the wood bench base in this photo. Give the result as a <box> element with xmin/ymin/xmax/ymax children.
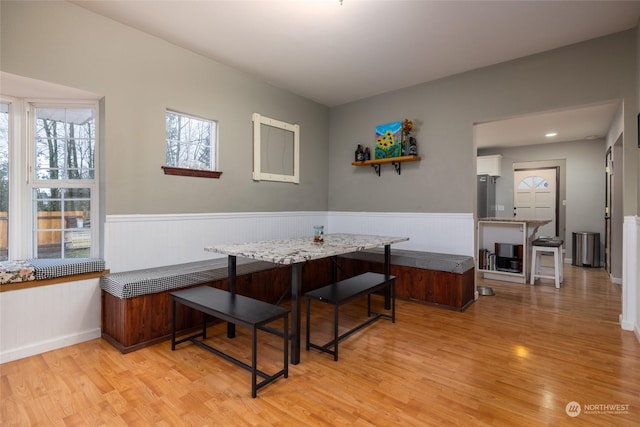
<box><xmin>101</xmin><ymin>258</ymin><xmax>334</xmax><ymax>353</ymax></box>
<box><xmin>337</xmin><ymin>258</ymin><xmax>475</xmax><ymax>311</ymax></box>
<box><xmin>305</xmin><ymin>272</ymin><xmax>396</xmax><ymax>361</ymax></box>
<box><xmin>171</xmin><ymin>286</ymin><xmax>289</xmax><ymax>398</ymax></box>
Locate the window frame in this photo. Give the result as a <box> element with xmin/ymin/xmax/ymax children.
<box><xmin>0</xmin><ymin>98</ymin><xmax>12</xmax><ymax>261</ymax></box>
<box><xmin>252</xmin><ymin>113</ymin><xmax>300</xmax><ymax>184</ymax></box>
<box><xmin>24</xmin><ymin>100</ymin><xmax>100</xmax><ymax>259</ymax></box>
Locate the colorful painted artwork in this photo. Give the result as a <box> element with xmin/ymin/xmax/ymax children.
<box><xmin>375</xmin><ymin>120</ymin><xmax>402</xmax><ymax>159</ymax></box>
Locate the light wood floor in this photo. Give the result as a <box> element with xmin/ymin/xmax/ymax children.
<box><xmin>2</xmin><ymin>264</ymin><xmax>639</xmax><ymax>426</ymax></box>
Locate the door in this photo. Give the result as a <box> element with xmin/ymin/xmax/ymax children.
<box><xmin>513</xmin><ymin>168</ymin><xmax>558</xmax><ymax>237</ymax></box>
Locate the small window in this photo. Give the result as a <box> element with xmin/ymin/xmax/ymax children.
<box><xmin>518</xmin><ymin>176</ymin><xmax>549</xmax><ymax>190</ymax></box>
<box><xmin>165</xmin><ymin>110</ymin><xmax>217</xmax><ymax>171</ymax></box>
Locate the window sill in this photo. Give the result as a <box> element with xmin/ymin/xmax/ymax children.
<box><xmin>161</xmin><ymin>166</ymin><xmax>222</xmax><ymax>179</ymax></box>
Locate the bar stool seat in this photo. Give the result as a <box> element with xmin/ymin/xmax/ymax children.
<box><xmin>530</xmin><ymin>238</ymin><xmax>564</xmax><ymax>288</ymax></box>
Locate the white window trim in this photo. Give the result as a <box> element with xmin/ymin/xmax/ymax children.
<box><xmin>1</xmin><ymin>96</ymin><xmax>28</xmax><ymax>260</ymax></box>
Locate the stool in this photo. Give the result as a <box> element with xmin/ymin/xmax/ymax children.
<box><xmin>530</xmin><ymin>238</ymin><xmax>564</xmax><ymax>288</ymax></box>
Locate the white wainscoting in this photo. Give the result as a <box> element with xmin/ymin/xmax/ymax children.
<box><xmin>105</xmin><ymin>212</ymin><xmax>329</xmax><ymax>272</ymax></box>
<box><xmin>328</xmin><ymin>211</ymin><xmax>475</xmax><ymax>256</ymax></box>
<box><xmin>0</xmin><ymin>277</ymin><xmax>102</xmax><ymax>364</ymax></box>
<box><xmin>105</xmin><ymin>211</ymin><xmax>476</xmax><ymax>272</ymax></box>
<box><xmin>621</xmin><ymin>216</ymin><xmax>639</xmax><ymax>340</ymax></box>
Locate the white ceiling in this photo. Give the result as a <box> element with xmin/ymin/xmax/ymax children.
<box><xmin>60</xmin><ymin>1</ymin><xmax>640</xmax><ymax>147</ymax></box>
<box><xmin>475</xmin><ymin>101</ymin><xmax>621</xmax><ymax>149</ymax></box>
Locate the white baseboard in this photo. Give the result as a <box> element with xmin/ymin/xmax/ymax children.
<box><xmin>0</xmin><ymin>328</ymin><xmax>101</xmax><ymax>364</ymax></box>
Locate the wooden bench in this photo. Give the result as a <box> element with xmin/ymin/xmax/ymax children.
<box><xmin>100</xmin><ymin>257</ymin><xmax>334</xmax><ymax>353</ymax></box>
<box><xmin>171</xmin><ymin>286</ymin><xmax>289</xmax><ymax>398</ymax></box>
<box><xmin>305</xmin><ymin>272</ymin><xmax>396</xmax><ymax>361</ymax></box>
<box><xmin>337</xmin><ymin>249</ymin><xmax>475</xmax><ymax>311</ymax></box>
<box><xmin>171</xmin><ymin>286</ymin><xmax>290</xmax><ymax>397</ymax></box>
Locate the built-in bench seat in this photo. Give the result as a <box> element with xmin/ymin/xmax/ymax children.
<box><xmin>101</xmin><ymin>258</ymin><xmax>276</xmax><ymax>299</ymax></box>
<box><xmin>171</xmin><ymin>286</ymin><xmax>289</xmax><ymax>398</ymax></box>
<box><xmin>306</xmin><ymin>272</ymin><xmax>395</xmax><ymax>361</ymax></box>
<box><xmin>0</xmin><ymin>258</ymin><xmax>106</xmax><ymax>288</ymax></box>
<box><xmin>100</xmin><ymin>258</ymin><xmax>293</xmax><ymax>353</ymax></box>
<box><xmin>337</xmin><ymin>249</ymin><xmax>475</xmax><ymax>311</ymax></box>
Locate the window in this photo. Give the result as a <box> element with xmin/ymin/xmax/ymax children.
<box><xmin>30</xmin><ymin>104</ymin><xmax>98</xmax><ymax>259</ymax></box>
<box><xmin>517</xmin><ymin>176</ymin><xmax>549</xmax><ymax>190</ymax></box>
<box><xmin>0</xmin><ymin>102</ymin><xmax>9</xmax><ymax>261</ymax></box>
<box><xmin>165</xmin><ymin>110</ymin><xmax>217</xmax><ymax>171</ymax></box>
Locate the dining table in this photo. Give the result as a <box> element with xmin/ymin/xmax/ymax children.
<box><xmin>205</xmin><ymin>233</ymin><xmax>409</xmax><ymax>364</ymax></box>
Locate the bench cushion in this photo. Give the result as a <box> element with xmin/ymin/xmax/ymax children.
<box><xmin>100</xmin><ymin>258</ymin><xmax>276</xmax><ymax>299</ymax></box>
<box><xmin>1</xmin><ymin>258</ymin><xmax>105</xmax><ymax>284</ymax></box>
<box><xmin>339</xmin><ymin>248</ymin><xmax>474</xmax><ymax>274</ymax></box>
<box><xmin>27</xmin><ymin>258</ymin><xmax>105</xmax><ymax>280</ymax></box>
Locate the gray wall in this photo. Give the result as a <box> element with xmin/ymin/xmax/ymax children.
<box><xmin>328</xmin><ymin>31</ymin><xmax>638</xmax><ymax>219</ymax></box>
<box><xmin>637</xmin><ymin>21</ymin><xmax>640</xmax><ymax>214</ymax></box>
<box><xmin>0</xmin><ymin>1</ymin><xmax>329</xmax><ymax>215</ymax></box>
<box><xmin>479</xmin><ymin>139</ymin><xmax>606</xmax><ymax>263</ymax></box>
<box><xmin>2</xmin><ymin>2</ymin><xmax>637</xmax><ymax>222</ymax></box>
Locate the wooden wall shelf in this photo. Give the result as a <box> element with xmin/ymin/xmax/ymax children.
<box><xmin>352</xmin><ymin>155</ymin><xmax>421</xmax><ymax>176</ymax></box>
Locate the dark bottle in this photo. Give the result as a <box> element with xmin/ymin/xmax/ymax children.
<box><xmin>363</xmin><ymin>147</ymin><xmax>371</xmax><ymax>160</ymax></box>
<box><xmin>355</xmin><ymin>144</ymin><xmax>364</xmax><ymax>161</ymax></box>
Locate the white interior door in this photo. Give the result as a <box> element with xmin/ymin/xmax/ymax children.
<box><xmin>514</xmin><ymin>168</ymin><xmax>557</xmax><ymax>237</ymax></box>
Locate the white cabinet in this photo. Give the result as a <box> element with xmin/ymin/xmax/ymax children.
<box><xmin>477</xmin><ymin>155</ymin><xmax>502</xmax><ymax>176</ymax></box>
<box><xmin>477</xmin><ymin>220</ymin><xmax>526</xmax><ymax>283</ymax></box>
<box><xmin>477</xmin><ymin>219</ymin><xmax>551</xmax><ymax>284</ymax></box>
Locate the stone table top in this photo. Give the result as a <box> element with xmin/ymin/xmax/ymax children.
<box><xmin>205</xmin><ymin>233</ymin><xmax>409</xmax><ymax>265</ymax></box>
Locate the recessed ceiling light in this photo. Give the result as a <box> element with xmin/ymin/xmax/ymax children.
<box><xmin>585</xmin><ymin>134</ymin><xmax>601</xmax><ymax>140</ymax></box>
<box><xmin>545</xmin><ymin>132</ymin><xmax>557</xmax><ymax>138</ymax></box>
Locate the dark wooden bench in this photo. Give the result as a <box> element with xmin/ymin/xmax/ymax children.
<box><xmin>337</xmin><ymin>249</ymin><xmax>475</xmax><ymax>311</ymax></box>
<box><xmin>100</xmin><ymin>258</ymin><xmax>334</xmax><ymax>353</ymax></box>
<box><xmin>305</xmin><ymin>272</ymin><xmax>396</xmax><ymax>361</ymax></box>
<box><xmin>171</xmin><ymin>286</ymin><xmax>289</xmax><ymax>398</ymax></box>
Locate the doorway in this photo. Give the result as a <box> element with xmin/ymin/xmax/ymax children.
<box><xmin>513</xmin><ymin>167</ymin><xmax>559</xmax><ymax>237</ymax></box>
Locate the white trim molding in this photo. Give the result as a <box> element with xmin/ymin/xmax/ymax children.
<box><xmin>105</xmin><ymin>211</ymin><xmax>476</xmax><ymax>272</ymax></box>
<box><xmin>620</xmin><ymin>216</ymin><xmax>639</xmax><ymax>337</ymax></box>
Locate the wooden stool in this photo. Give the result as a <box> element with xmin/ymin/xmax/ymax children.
<box><xmin>530</xmin><ymin>238</ymin><xmax>564</xmax><ymax>288</ymax></box>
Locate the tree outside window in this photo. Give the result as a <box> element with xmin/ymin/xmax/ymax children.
<box><xmin>32</xmin><ymin>106</ymin><xmax>97</xmax><ymax>259</ymax></box>
<box><xmin>0</xmin><ymin>103</ymin><xmax>9</xmax><ymax>261</ymax></box>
